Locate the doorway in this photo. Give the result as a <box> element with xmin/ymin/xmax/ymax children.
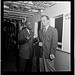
<box><xmin>55</xmin><ymin>14</ymin><xmax>63</xmax><ymax>49</ymax></box>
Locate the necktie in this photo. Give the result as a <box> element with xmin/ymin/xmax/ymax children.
<box><xmin>43</xmin><ymin>27</ymin><xmax>46</xmax><ymax>33</ymax></box>
<box><xmin>42</xmin><ymin>27</ymin><xmax>46</xmax><ymax>38</ymax></box>
<box><xmin>26</xmin><ymin>28</ymin><xmax>30</xmax><ymax>34</ymax></box>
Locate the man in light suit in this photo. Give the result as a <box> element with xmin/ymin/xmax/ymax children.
<box><xmin>39</xmin><ymin>15</ymin><xmax>58</xmax><ymax>72</ymax></box>
<box><xmin>18</xmin><ymin>20</ymin><xmax>34</xmax><ymax>72</ymax></box>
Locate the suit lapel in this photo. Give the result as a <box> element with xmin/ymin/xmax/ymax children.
<box><xmin>43</xmin><ymin>26</ymin><xmax>51</xmax><ymax>37</ymax></box>
<box><xmin>46</xmin><ymin>26</ymin><xmax>51</xmax><ymax>35</ymax></box>
<box><xmin>39</xmin><ymin>26</ymin><xmax>51</xmax><ymax>42</ymax></box>
<box><xmin>43</xmin><ymin>26</ymin><xmax>52</xmax><ymax>43</ymax></box>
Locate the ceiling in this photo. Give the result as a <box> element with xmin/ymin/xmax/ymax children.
<box><xmin>3</xmin><ymin>1</ymin><xmax>56</xmax><ymax>20</ymax></box>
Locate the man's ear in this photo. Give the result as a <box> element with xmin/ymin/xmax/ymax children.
<box><xmin>47</xmin><ymin>20</ymin><xmax>49</xmax><ymax>24</ymax></box>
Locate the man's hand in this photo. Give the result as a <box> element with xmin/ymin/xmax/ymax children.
<box><xmin>50</xmin><ymin>54</ymin><xmax>55</xmax><ymax>60</ymax></box>
<box><xmin>39</xmin><ymin>42</ymin><xmax>43</xmax><ymax>46</ymax></box>
<box><xmin>27</xmin><ymin>36</ymin><xmax>30</xmax><ymax>40</ymax></box>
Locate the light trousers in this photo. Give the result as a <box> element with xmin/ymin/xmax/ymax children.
<box><xmin>39</xmin><ymin>57</ymin><xmax>55</xmax><ymax>72</ymax></box>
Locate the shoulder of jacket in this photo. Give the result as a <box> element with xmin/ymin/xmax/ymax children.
<box><xmin>49</xmin><ymin>26</ymin><xmax>57</xmax><ymax>34</ymax></box>
<box><xmin>50</xmin><ymin>26</ymin><xmax>57</xmax><ymax>31</ymax></box>
<box><xmin>19</xmin><ymin>28</ymin><xmax>26</xmax><ymax>33</ymax></box>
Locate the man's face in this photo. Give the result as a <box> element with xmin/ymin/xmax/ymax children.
<box><xmin>26</xmin><ymin>21</ymin><xmax>32</xmax><ymax>30</ymax></box>
<box><xmin>41</xmin><ymin>16</ymin><xmax>49</xmax><ymax>27</ymax></box>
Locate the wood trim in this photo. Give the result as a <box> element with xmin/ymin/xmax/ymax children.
<box><xmin>54</xmin><ymin>14</ymin><xmax>63</xmax><ymax>19</ymax></box>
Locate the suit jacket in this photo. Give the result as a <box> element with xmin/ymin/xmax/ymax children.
<box><xmin>18</xmin><ymin>28</ymin><xmax>34</xmax><ymax>59</ymax></box>
<box><xmin>39</xmin><ymin>26</ymin><xmax>58</xmax><ymax>59</ymax></box>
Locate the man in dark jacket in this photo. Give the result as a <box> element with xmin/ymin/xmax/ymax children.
<box><xmin>18</xmin><ymin>21</ymin><xmax>34</xmax><ymax>72</ymax></box>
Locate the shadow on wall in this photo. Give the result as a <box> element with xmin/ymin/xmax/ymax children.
<box><xmin>55</xmin><ymin>50</ymin><xmax>71</xmax><ymax>71</ymax></box>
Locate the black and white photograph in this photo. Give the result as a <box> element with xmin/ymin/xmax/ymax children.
<box><xmin>2</xmin><ymin>1</ymin><xmax>71</xmax><ymax>73</ymax></box>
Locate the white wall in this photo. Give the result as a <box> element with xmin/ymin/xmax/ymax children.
<box><xmin>41</xmin><ymin>2</ymin><xmax>71</xmax><ymax>53</ymax></box>
<box><xmin>34</xmin><ymin>22</ymin><xmax>38</xmax><ymax>38</ymax></box>
<box><xmin>32</xmin><ymin>11</ymin><xmax>41</xmax><ymax>31</ymax></box>
<box><xmin>62</xmin><ymin>13</ymin><xmax>71</xmax><ymax>53</ymax></box>
<box><xmin>41</xmin><ymin>2</ymin><xmax>70</xmax><ymax>18</ymax></box>
<box><xmin>27</xmin><ymin>11</ymin><xmax>41</xmax><ymax>37</ymax></box>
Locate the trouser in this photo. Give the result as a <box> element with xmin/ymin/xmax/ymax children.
<box><xmin>18</xmin><ymin>57</ymin><xmax>32</xmax><ymax>72</ymax></box>
<box><xmin>39</xmin><ymin>57</ymin><xmax>55</xmax><ymax>72</ymax></box>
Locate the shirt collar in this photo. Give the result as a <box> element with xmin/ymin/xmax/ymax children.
<box><xmin>45</xmin><ymin>24</ymin><xmax>49</xmax><ymax>31</ymax></box>
<box><xmin>26</xmin><ymin>28</ymin><xmax>30</xmax><ymax>34</ymax></box>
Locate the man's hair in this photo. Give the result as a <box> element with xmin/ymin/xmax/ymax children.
<box><xmin>41</xmin><ymin>15</ymin><xmax>49</xmax><ymax>20</ymax></box>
